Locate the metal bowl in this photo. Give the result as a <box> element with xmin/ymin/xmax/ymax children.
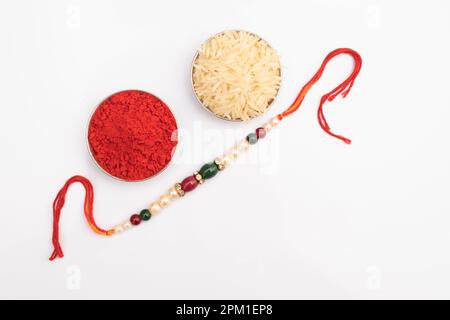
<box><xmin>86</xmin><ymin>89</ymin><xmax>178</xmax><ymax>182</ymax></box>
<box><xmin>191</xmin><ymin>29</ymin><xmax>282</xmax><ymax>122</ymax></box>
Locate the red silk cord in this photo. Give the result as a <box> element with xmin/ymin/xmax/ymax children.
<box><xmin>49</xmin><ymin>48</ymin><xmax>362</xmax><ymax>261</ymax></box>
<box><xmin>50</xmin><ymin>175</ymin><xmax>113</xmax><ymax>261</ymax></box>
<box><xmin>277</xmin><ymin>48</ymin><xmax>362</xmax><ymax>144</ymax></box>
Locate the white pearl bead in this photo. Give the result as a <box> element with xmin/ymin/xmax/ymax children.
<box><xmin>264</xmin><ymin>123</ymin><xmax>272</xmax><ymax>132</ymax></box>
<box><xmin>123</xmin><ymin>222</ymin><xmax>132</xmax><ymax>230</ymax></box>
<box><xmin>159</xmin><ymin>195</ymin><xmax>171</xmax><ymax>207</ymax></box>
<box><xmin>169</xmin><ymin>187</ymin><xmax>179</xmax><ymax>199</ymax></box>
<box><xmin>270</xmin><ymin>117</ymin><xmax>280</xmax><ymax>126</ymax></box>
<box><xmin>222</xmin><ymin>155</ymin><xmax>231</xmax><ymax>165</ymax></box>
<box><xmin>150</xmin><ymin>203</ymin><xmax>161</xmax><ymax>214</ymax></box>
<box><xmin>239</xmin><ymin>139</ymin><xmax>250</xmax><ymax>151</ymax></box>
<box><xmin>231</xmin><ymin>147</ymin><xmax>240</xmax><ymax>158</ymax></box>
<box><xmin>114</xmin><ymin>225</ymin><xmax>124</xmax><ymax>233</ymax></box>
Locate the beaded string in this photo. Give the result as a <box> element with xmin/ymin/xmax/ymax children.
<box><xmin>49</xmin><ymin>48</ymin><xmax>362</xmax><ymax>261</ymax></box>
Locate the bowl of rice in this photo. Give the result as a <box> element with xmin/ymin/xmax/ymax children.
<box><xmin>192</xmin><ymin>30</ymin><xmax>282</xmax><ymax>121</ymax></box>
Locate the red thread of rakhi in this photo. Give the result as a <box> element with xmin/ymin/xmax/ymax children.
<box><xmin>278</xmin><ymin>48</ymin><xmax>362</xmax><ymax>144</ymax></box>
<box><xmin>50</xmin><ymin>48</ymin><xmax>362</xmax><ymax>261</ymax></box>
<box><xmin>50</xmin><ymin>176</ymin><xmax>109</xmax><ymax>260</ymax></box>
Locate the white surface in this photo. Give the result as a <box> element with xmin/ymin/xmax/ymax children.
<box><xmin>0</xmin><ymin>0</ymin><xmax>449</xmax><ymax>300</ymax></box>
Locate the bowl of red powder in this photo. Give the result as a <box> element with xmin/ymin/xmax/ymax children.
<box><xmin>87</xmin><ymin>90</ymin><xmax>178</xmax><ymax>182</ymax></box>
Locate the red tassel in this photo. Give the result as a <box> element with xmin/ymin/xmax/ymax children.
<box><xmin>278</xmin><ymin>48</ymin><xmax>362</xmax><ymax>144</ymax></box>
<box><xmin>50</xmin><ymin>175</ymin><xmax>113</xmax><ymax>261</ymax></box>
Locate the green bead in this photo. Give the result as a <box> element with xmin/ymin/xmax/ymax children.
<box><xmin>199</xmin><ymin>162</ymin><xmax>219</xmax><ymax>179</ymax></box>
<box><xmin>246</xmin><ymin>133</ymin><xmax>258</xmax><ymax>144</ymax></box>
<box><xmin>140</xmin><ymin>209</ymin><xmax>152</xmax><ymax>221</ymax></box>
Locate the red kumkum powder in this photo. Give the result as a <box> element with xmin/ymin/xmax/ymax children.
<box><xmin>88</xmin><ymin>90</ymin><xmax>178</xmax><ymax>181</ymax></box>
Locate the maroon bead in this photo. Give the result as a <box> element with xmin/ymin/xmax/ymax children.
<box><xmin>180</xmin><ymin>175</ymin><xmax>199</xmax><ymax>192</ymax></box>
<box><xmin>130</xmin><ymin>214</ymin><xmax>141</xmax><ymax>225</ymax></box>
<box><xmin>256</xmin><ymin>127</ymin><xmax>266</xmax><ymax>139</ymax></box>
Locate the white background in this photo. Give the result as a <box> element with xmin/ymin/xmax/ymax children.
<box><xmin>0</xmin><ymin>0</ymin><xmax>449</xmax><ymax>300</ymax></box>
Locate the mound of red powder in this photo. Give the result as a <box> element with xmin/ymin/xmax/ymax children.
<box><xmin>88</xmin><ymin>90</ymin><xmax>178</xmax><ymax>181</ymax></box>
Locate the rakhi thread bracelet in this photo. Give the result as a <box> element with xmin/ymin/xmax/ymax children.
<box><xmin>50</xmin><ymin>48</ymin><xmax>362</xmax><ymax>261</ymax></box>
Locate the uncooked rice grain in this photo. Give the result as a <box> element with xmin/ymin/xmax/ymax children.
<box><xmin>192</xmin><ymin>30</ymin><xmax>281</xmax><ymax>121</ymax></box>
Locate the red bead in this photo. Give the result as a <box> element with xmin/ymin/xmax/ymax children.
<box><xmin>130</xmin><ymin>214</ymin><xmax>141</xmax><ymax>225</ymax></box>
<box><xmin>180</xmin><ymin>175</ymin><xmax>199</xmax><ymax>192</ymax></box>
<box><xmin>256</xmin><ymin>127</ymin><xmax>266</xmax><ymax>139</ymax></box>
